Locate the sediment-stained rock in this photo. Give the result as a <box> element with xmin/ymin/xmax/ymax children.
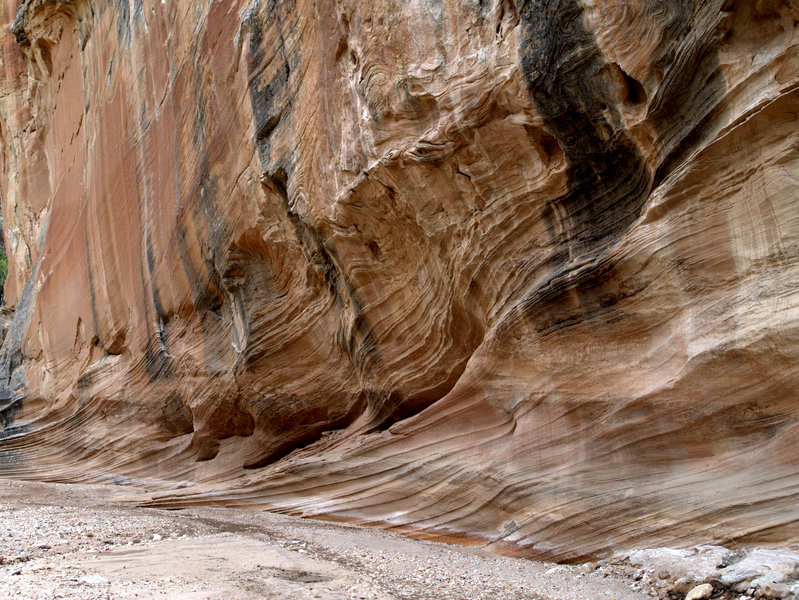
<box><xmin>0</xmin><ymin>0</ymin><xmax>798</xmax><ymax>560</ymax></box>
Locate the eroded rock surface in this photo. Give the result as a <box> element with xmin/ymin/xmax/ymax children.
<box><xmin>0</xmin><ymin>0</ymin><xmax>798</xmax><ymax>560</ymax></box>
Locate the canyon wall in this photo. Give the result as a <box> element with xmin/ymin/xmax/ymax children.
<box><xmin>0</xmin><ymin>0</ymin><xmax>798</xmax><ymax>560</ymax></box>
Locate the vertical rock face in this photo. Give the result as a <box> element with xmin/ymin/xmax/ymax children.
<box><xmin>0</xmin><ymin>0</ymin><xmax>798</xmax><ymax>560</ymax></box>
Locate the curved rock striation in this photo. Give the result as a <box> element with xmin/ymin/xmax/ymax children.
<box><xmin>0</xmin><ymin>0</ymin><xmax>798</xmax><ymax>560</ymax></box>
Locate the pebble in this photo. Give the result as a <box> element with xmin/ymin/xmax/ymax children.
<box><xmin>79</xmin><ymin>574</ymin><xmax>110</xmax><ymax>585</ymax></box>
<box><xmin>685</xmin><ymin>583</ymin><xmax>714</xmax><ymax>600</ymax></box>
<box><xmin>672</xmin><ymin>577</ymin><xmax>694</xmax><ymax>593</ymax></box>
<box><xmin>760</xmin><ymin>582</ymin><xmax>792</xmax><ymax>598</ymax></box>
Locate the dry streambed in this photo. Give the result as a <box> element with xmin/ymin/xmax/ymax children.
<box><xmin>0</xmin><ymin>479</ymin><xmax>797</xmax><ymax>600</ymax></box>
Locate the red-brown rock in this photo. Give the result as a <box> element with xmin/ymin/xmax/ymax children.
<box><xmin>0</xmin><ymin>0</ymin><xmax>798</xmax><ymax>560</ymax></box>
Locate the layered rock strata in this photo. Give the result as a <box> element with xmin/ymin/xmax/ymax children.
<box><xmin>0</xmin><ymin>0</ymin><xmax>798</xmax><ymax>560</ymax></box>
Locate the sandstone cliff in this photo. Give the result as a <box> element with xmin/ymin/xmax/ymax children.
<box><xmin>0</xmin><ymin>0</ymin><xmax>798</xmax><ymax>560</ymax></box>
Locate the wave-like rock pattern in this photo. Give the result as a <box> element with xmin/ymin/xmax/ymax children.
<box><xmin>0</xmin><ymin>0</ymin><xmax>798</xmax><ymax>560</ymax></box>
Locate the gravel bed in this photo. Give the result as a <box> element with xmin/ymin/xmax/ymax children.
<box><xmin>0</xmin><ymin>478</ymin><xmax>730</xmax><ymax>600</ymax></box>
